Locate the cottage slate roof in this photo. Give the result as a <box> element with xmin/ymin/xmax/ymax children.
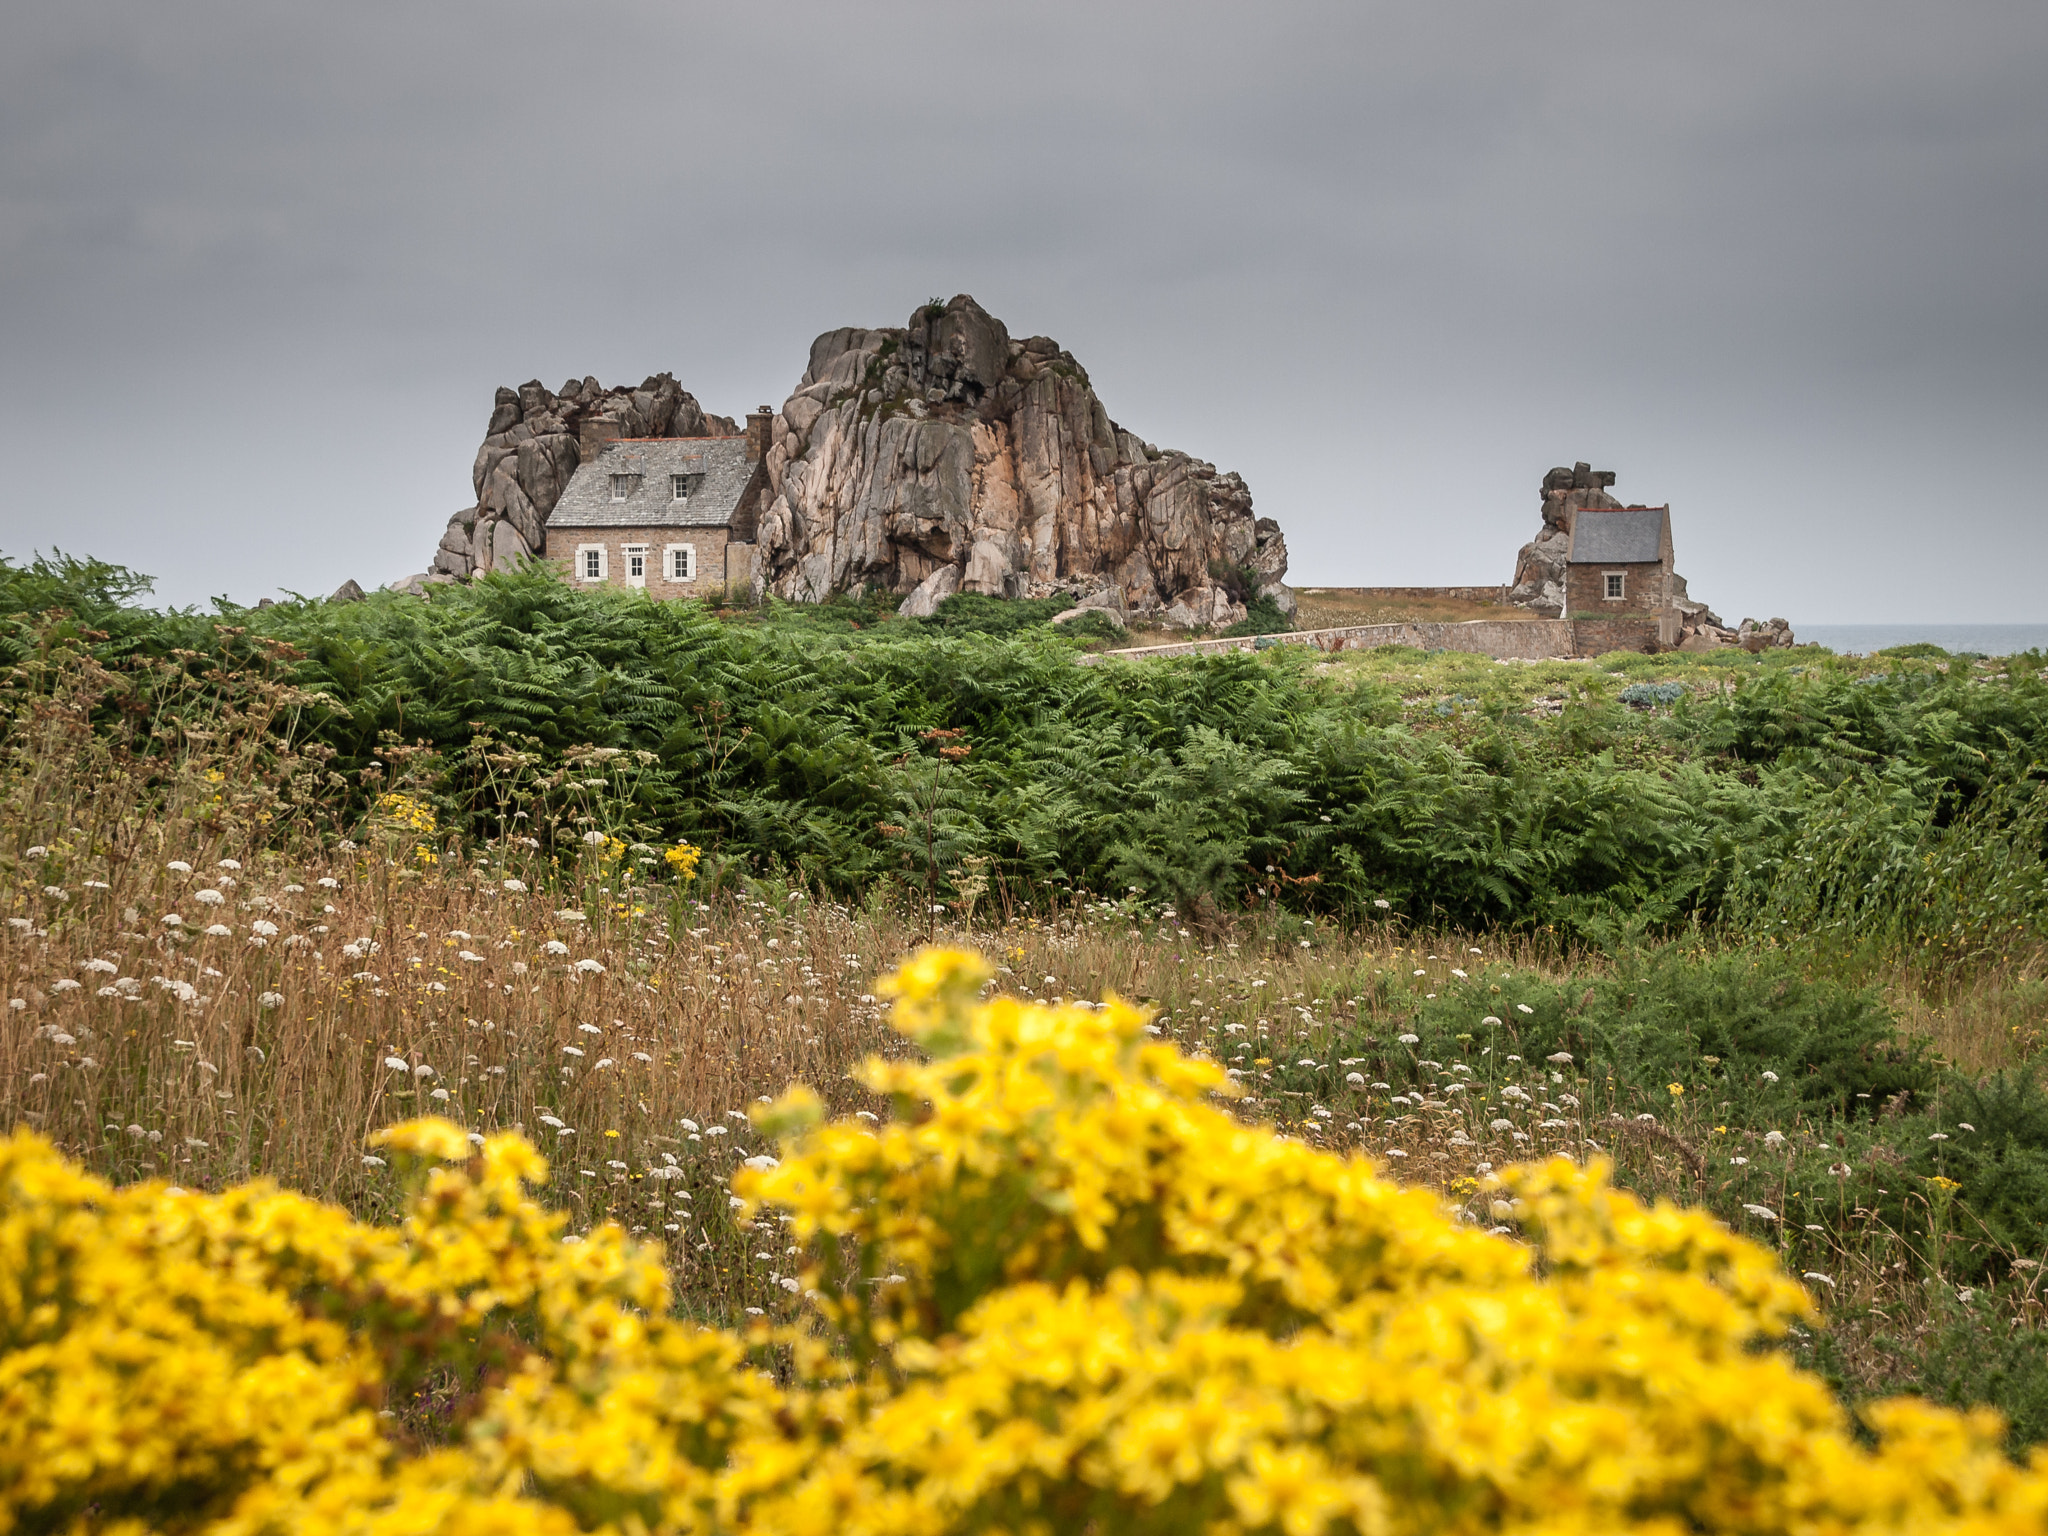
<box><xmin>1567</xmin><ymin>506</ymin><xmax>1669</xmax><ymax>565</ymax></box>
<box><xmin>547</xmin><ymin>437</ymin><xmax>757</xmax><ymax>529</ymax></box>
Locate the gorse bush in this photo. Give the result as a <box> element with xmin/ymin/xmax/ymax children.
<box><xmin>7</xmin><ymin>948</ymin><xmax>2048</xmax><ymax>1536</ymax></box>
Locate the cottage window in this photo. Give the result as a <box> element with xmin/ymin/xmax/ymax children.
<box><xmin>577</xmin><ymin>545</ymin><xmax>607</xmax><ymax>582</ymax></box>
<box><xmin>666</xmin><ymin>544</ymin><xmax>696</xmax><ymax>582</ymax></box>
<box><xmin>1605</xmin><ymin>572</ymin><xmax>1625</xmax><ymax>600</ymax></box>
<box><xmin>671</xmin><ymin>474</ymin><xmax>690</xmax><ymax>501</ymax></box>
<box><xmin>610</xmin><ymin>474</ymin><xmax>635</xmax><ymax>502</ymax></box>
<box><xmin>625</xmin><ymin>546</ymin><xmax>647</xmax><ymax>588</ymax></box>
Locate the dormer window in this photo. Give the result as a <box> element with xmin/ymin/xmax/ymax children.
<box><xmin>671</xmin><ymin>474</ymin><xmax>690</xmax><ymax>502</ymax></box>
<box><xmin>609</xmin><ymin>473</ymin><xmax>635</xmax><ymax>502</ymax></box>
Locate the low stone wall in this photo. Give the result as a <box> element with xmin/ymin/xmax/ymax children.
<box><xmin>1302</xmin><ymin>585</ymin><xmax>1511</xmax><ymax>606</ymax></box>
<box><xmin>1087</xmin><ymin>619</ymin><xmax>1578</xmax><ymax>664</ymax></box>
<box><xmin>1086</xmin><ymin>614</ymin><xmax>1667</xmax><ymax>664</ymax></box>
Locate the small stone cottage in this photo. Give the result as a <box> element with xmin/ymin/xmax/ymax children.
<box><xmin>1565</xmin><ymin>505</ymin><xmax>1681</xmax><ymax>643</ymax></box>
<box><xmin>542</xmin><ymin>411</ymin><xmax>772</xmax><ymax>597</ymax></box>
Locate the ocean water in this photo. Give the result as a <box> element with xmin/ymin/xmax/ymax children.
<box><xmin>1798</xmin><ymin>624</ymin><xmax>2048</xmax><ymax>657</ymax></box>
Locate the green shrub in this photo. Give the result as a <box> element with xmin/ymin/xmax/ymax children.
<box><xmin>1341</xmin><ymin>942</ymin><xmax>1931</xmax><ymax>1120</ymax></box>
<box><xmin>920</xmin><ymin>592</ymin><xmax>1074</xmax><ymax>635</ymax></box>
<box><xmin>1223</xmin><ymin>592</ymin><xmax>1292</xmax><ymax>637</ymax></box>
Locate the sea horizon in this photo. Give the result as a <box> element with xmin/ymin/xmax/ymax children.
<box><xmin>1796</xmin><ymin>622</ymin><xmax>2048</xmax><ymax>657</ymax></box>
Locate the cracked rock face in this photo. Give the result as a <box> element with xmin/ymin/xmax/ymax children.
<box><xmin>426</xmin><ymin>374</ymin><xmax>735</xmax><ymax>580</ymax></box>
<box><xmin>756</xmin><ymin>294</ymin><xmax>1288</xmax><ymax>624</ymax></box>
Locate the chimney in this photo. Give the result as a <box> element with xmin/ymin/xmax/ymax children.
<box><xmin>746</xmin><ymin>406</ymin><xmax>773</xmax><ymax>462</ymax></box>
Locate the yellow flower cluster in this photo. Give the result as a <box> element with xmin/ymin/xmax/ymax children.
<box><xmin>4</xmin><ymin>947</ymin><xmax>2046</xmax><ymax>1536</ymax></box>
<box><xmin>373</xmin><ymin>792</ymin><xmax>438</xmax><ymax>836</ymax></box>
<box><xmin>663</xmin><ymin>842</ymin><xmax>702</xmax><ymax>882</ymax></box>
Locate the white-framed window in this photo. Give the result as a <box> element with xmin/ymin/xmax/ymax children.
<box><xmin>666</xmin><ymin>543</ymin><xmax>696</xmax><ymax>582</ymax></box>
<box><xmin>671</xmin><ymin>473</ymin><xmax>690</xmax><ymax>501</ymax></box>
<box><xmin>609</xmin><ymin>473</ymin><xmax>635</xmax><ymax>502</ymax></box>
<box><xmin>1604</xmin><ymin>571</ymin><xmax>1625</xmax><ymax>600</ymax></box>
<box><xmin>576</xmin><ymin>544</ymin><xmax>607</xmax><ymax>582</ymax></box>
<box><xmin>624</xmin><ymin>545</ymin><xmax>647</xmax><ymax>588</ymax></box>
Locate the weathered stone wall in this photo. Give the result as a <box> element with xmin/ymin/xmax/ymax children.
<box><xmin>1566</xmin><ymin>616</ymin><xmax>1665</xmax><ymax>656</ymax></box>
<box><xmin>1082</xmin><ymin>614</ymin><xmax>1675</xmax><ymax>664</ymax></box>
<box><xmin>1084</xmin><ymin>619</ymin><xmax>1579</xmax><ymax>664</ymax></box>
<box><xmin>1566</xmin><ymin>561</ymin><xmax>1666</xmax><ymax>615</ymax></box>
<box><xmin>542</xmin><ymin>525</ymin><xmax>734</xmax><ymax>600</ymax></box>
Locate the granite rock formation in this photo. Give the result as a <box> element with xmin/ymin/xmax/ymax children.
<box><xmin>755</xmin><ymin>296</ymin><xmax>1290</xmax><ymax>624</ymax></box>
<box><xmin>1506</xmin><ymin>461</ymin><xmax>1753</xmax><ymax>646</ymax></box>
<box><xmin>425</xmin><ymin>375</ymin><xmax>736</xmax><ymax>581</ymax></box>
<box><xmin>405</xmin><ymin>302</ymin><xmax>1288</xmax><ymax>629</ymax></box>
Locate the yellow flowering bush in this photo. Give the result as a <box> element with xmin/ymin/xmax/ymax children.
<box><xmin>4</xmin><ymin>947</ymin><xmax>2047</xmax><ymax>1536</ymax></box>
<box><xmin>373</xmin><ymin>792</ymin><xmax>438</xmax><ymax>837</ymax></box>
<box><xmin>664</xmin><ymin>842</ymin><xmax>703</xmax><ymax>881</ymax></box>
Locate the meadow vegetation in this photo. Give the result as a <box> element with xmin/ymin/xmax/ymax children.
<box><xmin>9</xmin><ymin>550</ymin><xmax>2048</xmax><ymax>1484</ymax></box>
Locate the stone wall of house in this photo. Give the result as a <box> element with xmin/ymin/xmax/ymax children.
<box><xmin>1565</xmin><ymin>561</ymin><xmax>1666</xmax><ymax>616</ymax></box>
<box><xmin>541</xmin><ymin>526</ymin><xmax>735</xmax><ymax>600</ymax></box>
<box><xmin>1569</xmin><ymin>615</ymin><xmax>1666</xmax><ymax>656</ymax></box>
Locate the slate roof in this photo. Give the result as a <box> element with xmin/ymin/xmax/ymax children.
<box><xmin>547</xmin><ymin>437</ymin><xmax>757</xmax><ymax>529</ymax></box>
<box><xmin>1568</xmin><ymin>506</ymin><xmax>1669</xmax><ymax>565</ymax></box>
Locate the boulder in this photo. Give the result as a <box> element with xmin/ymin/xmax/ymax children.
<box><xmin>1739</xmin><ymin>616</ymin><xmax>1796</xmax><ymax>650</ymax></box>
<box><xmin>760</xmin><ymin>295</ymin><xmax>1287</xmax><ymax>628</ymax></box>
<box><xmin>897</xmin><ymin>562</ymin><xmax>962</xmax><ymax>618</ymax></box>
<box><xmin>329</xmin><ymin>579</ymin><xmax>366</xmax><ymax>604</ymax></box>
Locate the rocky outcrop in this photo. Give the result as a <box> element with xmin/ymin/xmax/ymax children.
<box><xmin>754</xmin><ymin>296</ymin><xmax>1290</xmax><ymax>625</ymax></box>
<box><xmin>415</xmin><ymin>302</ymin><xmax>1289</xmax><ymax>629</ymax></box>
<box><xmin>427</xmin><ymin>375</ymin><xmax>736</xmax><ymax>579</ymax></box>
<box><xmin>1737</xmin><ymin>617</ymin><xmax>1796</xmax><ymax>650</ymax></box>
<box><xmin>1506</xmin><ymin>462</ymin><xmax>1626</xmax><ymax>618</ymax></box>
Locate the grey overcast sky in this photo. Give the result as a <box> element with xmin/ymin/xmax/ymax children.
<box><xmin>1</xmin><ymin>2</ymin><xmax>2043</xmax><ymax>621</ymax></box>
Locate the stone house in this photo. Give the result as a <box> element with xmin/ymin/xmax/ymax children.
<box><xmin>1565</xmin><ymin>506</ymin><xmax>1680</xmax><ymax>642</ymax></box>
<box><xmin>542</xmin><ymin>412</ymin><xmax>772</xmax><ymax>597</ymax></box>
